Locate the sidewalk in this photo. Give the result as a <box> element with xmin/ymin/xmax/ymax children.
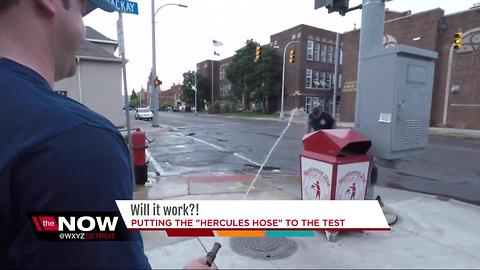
<box><xmin>135</xmin><ymin>173</ymin><xmax>480</xmax><ymax>269</ymax></box>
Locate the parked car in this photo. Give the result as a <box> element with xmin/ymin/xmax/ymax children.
<box><xmin>135</xmin><ymin>107</ymin><xmax>153</xmax><ymax>121</ymax></box>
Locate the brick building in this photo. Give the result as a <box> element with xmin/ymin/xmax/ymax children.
<box><xmin>197</xmin><ymin>60</ymin><xmax>219</xmax><ymax>103</ymax></box>
<box><xmin>340</xmin><ymin>7</ymin><xmax>480</xmax><ymax>129</ymax></box>
<box><xmin>160</xmin><ymin>84</ymin><xmax>183</xmax><ymax>107</ymax></box>
<box><xmin>137</xmin><ymin>87</ymin><xmax>149</xmax><ymax>108</ymax></box>
<box><xmin>218</xmin><ymin>56</ymin><xmax>233</xmax><ymax>99</ymax></box>
<box><xmin>270</xmin><ymin>24</ymin><xmax>342</xmax><ymax>114</ymax></box>
<box><xmin>196</xmin><ymin>24</ymin><xmax>342</xmax><ymax>114</ymax></box>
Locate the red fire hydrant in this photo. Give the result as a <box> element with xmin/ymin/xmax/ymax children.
<box><xmin>132</xmin><ymin>128</ymin><xmax>148</xmax><ymax>185</ymax></box>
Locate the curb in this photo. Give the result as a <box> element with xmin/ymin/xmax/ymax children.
<box><xmin>195</xmin><ymin>114</ymin><xmax>480</xmax><ymax>140</ymax></box>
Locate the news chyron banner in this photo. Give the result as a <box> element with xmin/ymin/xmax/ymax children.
<box><xmin>115</xmin><ymin>200</ymin><xmax>390</xmax><ymax>237</ymax></box>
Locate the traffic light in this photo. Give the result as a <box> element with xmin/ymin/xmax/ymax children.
<box><xmin>454</xmin><ymin>32</ymin><xmax>463</xmax><ymax>50</ymax></box>
<box><xmin>289</xmin><ymin>49</ymin><xmax>295</xmax><ymax>63</ymax></box>
<box><xmin>254</xmin><ymin>46</ymin><xmax>261</xmax><ymax>62</ymax></box>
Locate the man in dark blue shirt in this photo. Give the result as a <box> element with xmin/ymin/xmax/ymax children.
<box><xmin>306</xmin><ymin>107</ymin><xmax>336</xmax><ymax>133</ymax></box>
<box><xmin>0</xmin><ymin>0</ymin><xmax>215</xmax><ymax>269</ymax></box>
<box><xmin>0</xmin><ymin>0</ymin><xmax>154</xmax><ymax>268</ymax></box>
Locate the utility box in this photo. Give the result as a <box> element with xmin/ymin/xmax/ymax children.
<box><xmin>300</xmin><ymin>129</ymin><xmax>372</xmax><ymax>201</ymax></box>
<box><xmin>356</xmin><ymin>45</ymin><xmax>437</xmax><ymax>160</ymax></box>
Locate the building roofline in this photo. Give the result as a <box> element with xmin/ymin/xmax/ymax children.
<box><xmin>385</xmin><ymin>7</ymin><xmax>444</xmax><ymax>23</ymax></box>
<box><xmin>270</xmin><ymin>24</ymin><xmax>303</xmax><ymax>37</ymax></box>
<box><xmin>443</xmin><ymin>5</ymin><xmax>480</xmax><ymax>17</ymax></box>
<box><xmin>271</xmin><ymin>24</ymin><xmax>340</xmax><ymax>37</ymax></box>
<box><xmin>77</xmin><ymin>56</ymin><xmax>123</xmax><ymax>63</ymax></box>
<box><xmin>385</xmin><ymin>9</ymin><xmax>411</xmax><ymax>15</ymax></box>
<box><xmin>343</xmin><ymin>7</ymin><xmax>445</xmax><ymax>34</ymax></box>
<box><xmin>86</xmin><ymin>38</ymin><xmax>118</xmax><ymax>45</ymax></box>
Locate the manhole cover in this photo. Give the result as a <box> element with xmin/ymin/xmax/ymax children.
<box><xmin>230</xmin><ymin>238</ymin><xmax>297</xmax><ymax>260</ymax></box>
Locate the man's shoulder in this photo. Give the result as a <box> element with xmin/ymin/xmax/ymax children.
<box><xmin>0</xmin><ymin>70</ymin><xmax>120</xmax><ymax>167</ymax></box>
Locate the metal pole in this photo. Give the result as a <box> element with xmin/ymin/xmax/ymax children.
<box><xmin>150</xmin><ymin>3</ymin><xmax>188</xmax><ymax>125</ymax></box>
<box><xmin>150</xmin><ymin>0</ymin><xmax>159</xmax><ymax>127</ymax></box>
<box><xmin>354</xmin><ymin>0</ymin><xmax>385</xmax><ymax>130</ymax></box>
<box><xmin>194</xmin><ymin>71</ymin><xmax>198</xmax><ymax>115</ymax></box>
<box><xmin>332</xmin><ymin>32</ymin><xmax>340</xmax><ymax>120</ymax></box>
<box><xmin>118</xmin><ymin>12</ymin><xmax>136</xmax><ymax>188</ymax></box>
<box><xmin>211</xmin><ymin>61</ymin><xmax>214</xmax><ymax>107</ymax></box>
<box><xmin>280</xmin><ymin>40</ymin><xmax>301</xmax><ymax>120</ymax></box>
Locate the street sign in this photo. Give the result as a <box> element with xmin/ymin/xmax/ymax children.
<box><xmin>108</xmin><ymin>0</ymin><xmax>139</xmax><ymax>15</ymax></box>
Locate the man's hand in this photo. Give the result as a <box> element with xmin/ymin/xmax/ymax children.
<box><xmin>184</xmin><ymin>257</ymin><xmax>217</xmax><ymax>270</ymax></box>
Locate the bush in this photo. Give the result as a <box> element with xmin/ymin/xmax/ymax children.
<box><xmin>211</xmin><ymin>101</ymin><xmax>221</xmax><ymax>114</ymax></box>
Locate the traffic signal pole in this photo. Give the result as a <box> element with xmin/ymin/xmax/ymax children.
<box><xmin>354</xmin><ymin>0</ymin><xmax>385</xmax><ymax>130</ymax></box>
<box><xmin>280</xmin><ymin>40</ymin><xmax>301</xmax><ymax>120</ymax></box>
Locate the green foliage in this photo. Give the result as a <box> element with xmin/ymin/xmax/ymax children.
<box><xmin>181</xmin><ymin>71</ymin><xmax>210</xmax><ymax>111</ymax></box>
<box><xmin>129</xmin><ymin>97</ymin><xmax>140</xmax><ymax>108</ymax></box>
<box><xmin>211</xmin><ymin>101</ymin><xmax>221</xmax><ymax>114</ymax></box>
<box><xmin>225</xmin><ymin>39</ymin><xmax>282</xmax><ymax>113</ymax></box>
<box><xmin>130</xmin><ymin>89</ymin><xmax>137</xmax><ymax>100</ymax></box>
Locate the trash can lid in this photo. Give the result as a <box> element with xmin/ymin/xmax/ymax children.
<box><xmin>302</xmin><ymin>129</ymin><xmax>372</xmax><ymax>157</ymax></box>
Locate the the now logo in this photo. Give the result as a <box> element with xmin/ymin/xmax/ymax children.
<box><xmin>32</xmin><ymin>215</ymin><xmax>119</xmax><ymax>232</ymax></box>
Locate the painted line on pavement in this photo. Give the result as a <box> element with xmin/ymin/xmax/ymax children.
<box><xmin>189</xmin><ymin>136</ymin><xmax>261</xmax><ymax>166</ymax></box>
<box><xmin>146</xmin><ymin>122</ymin><xmax>262</xmax><ymax>173</ymax></box>
<box><xmin>190</xmin><ymin>137</ymin><xmax>226</xmax><ymax>152</ymax></box>
<box><xmin>146</xmin><ymin>149</ymin><xmax>166</xmax><ymax>175</ymax></box>
<box><xmin>233</xmin><ymin>153</ymin><xmax>262</xmax><ymax>167</ymax></box>
<box><xmin>176</xmin><ymin>123</ymin><xmax>241</xmax><ymax>129</ymax></box>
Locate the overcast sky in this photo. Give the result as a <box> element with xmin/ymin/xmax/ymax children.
<box><xmin>83</xmin><ymin>0</ymin><xmax>478</xmax><ymax>94</ymax></box>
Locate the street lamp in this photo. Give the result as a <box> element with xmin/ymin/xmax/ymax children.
<box><xmin>194</xmin><ymin>70</ymin><xmax>198</xmax><ymax>116</ymax></box>
<box><xmin>275</xmin><ymin>40</ymin><xmax>301</xmax><ymax>120</ymax></box>
<box><xmin>150</xmin><ymin>2</ymin><xmax>188</xmax><ymax>127</ymax></box>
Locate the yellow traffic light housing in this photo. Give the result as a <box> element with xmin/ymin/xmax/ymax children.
<box><xmin>254</xmin><ymin>46</ymin><xmax>261</xmax><ymax>62</ymax></box>
<box><xmin>454</xmin><ymin>32</ymin><xmax>463</xmax><ymax>50</ymax></box>
<box><xmin>289</xmin><ymin>49</ymin><xmax>295</xmax><ymax>63</ymax></box>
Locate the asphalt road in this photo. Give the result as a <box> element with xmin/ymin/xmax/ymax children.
<box><xmin>133</xmin><ymin>112</ymin><xmax>480</xmax><ymax>205</ymax></box>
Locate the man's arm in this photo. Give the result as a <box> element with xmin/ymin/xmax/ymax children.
<box><xmin>9</xmin><ymin>125</ymin><xmax>150</xmax><ymax>269</ymax></box>
<box><xmin>306</xmin><ymin>118</ymin><xmax>313</xmax><ymax>133</ymax></box>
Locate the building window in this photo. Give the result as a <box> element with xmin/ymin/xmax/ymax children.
<box><xmin>313</xmin><ymin>70</ymin><xmax>320</xmax><ymax>88</ymax></box>
<box><xmin>338</xmin><ymin>74</ymin><xmax>342</xmax><ymax>88</ymax></box>
<box><xmin>274</xmin><ymin>40</ymin><xmax>278</xmax><ymax>46</ymax></box>
<box><xmin>319</xmin><ymin>72</ymin><xmax>326</xmax><ymax>88</ymax></box>
<box><xmin>219</xmin><ymin>66</ymin><xmax>225</xmax><ymax>80</ymax></box>
<box><xmin>339</xmin><ymin>48</ymin><xmax>343</xmax><ymax>65</ymax></box>
<box><xmin>306</xmin><ymin>69</ymin><xmax>313</xmax><ymax>88</ymax></box>
<box><xmin>320</xmin><ymin>44</ymin><xmax>327</xmax><ymax>62</ymax></box>
<box><xmin>307</xmin><ymin>40</ymin><xmax>314</xmax><ymax>61</ymax></box>
<box><xmin>325</xmin><ymin>72</ymin><xmax>332</xmax><ymax>88</ymax></box>
<box><xmin>327</xmin><ymin>45</ymin><xmax>334</xmax><ymax>63</ymax></box>
<box><xmin>220</xmin><ymin>85</ymin><xmax>224</xmax><ymax>97</ymax></box>
<box><xmin>314</xmin><ymin>43</ymin><xmax>320</xmax><ymax>62</ymax></box>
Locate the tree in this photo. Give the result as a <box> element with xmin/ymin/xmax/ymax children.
<box><xmin>130</xmin><ymin>89</ymin><xmax>137</xmax><ymax>100</ymax></box>
<box><xmin>181</xmin><ymin>71</ymin><xmax>195</xmax><ymax>105</ymax></box>
<box><xmin>181</xmin><ymin>71</ymin><xmax>210</xmax><ymax>111</ymax></box>
<box><xmin>129</xmin><ymin>97</ymin><xmax>140</xmax><ymax>108</ymax></box>
<box><xmin>226</xmin><ymin>40</ymin><xmax>282</xmax><ymax>112</ymax></box>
